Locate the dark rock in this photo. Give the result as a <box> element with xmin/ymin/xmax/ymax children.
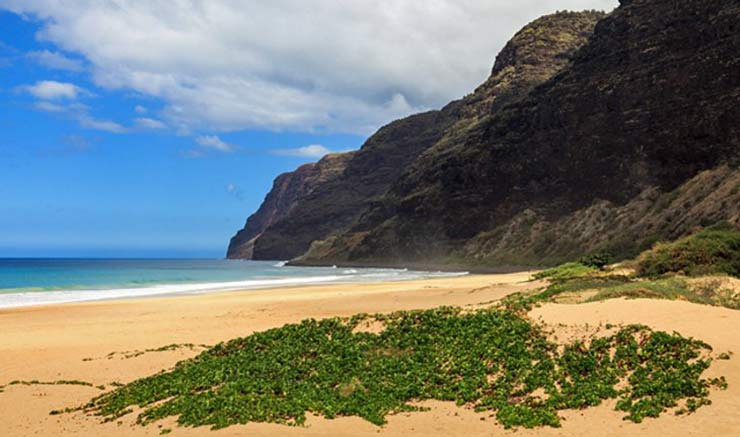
<box><xmin>226</xmin><ymin>154</ymin><xmax>351</xmax><ymax>258</ymax></box>
<box><xmin>227</xmin><ymin>10</ymin><xmax>605</xmax><ymax>260</ymax></box>
<box><xmin>231</xmin><ymin>0</ymin><xmax>740</xmax><ymax>268</ymax></box>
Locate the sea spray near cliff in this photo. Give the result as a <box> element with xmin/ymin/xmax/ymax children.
<box><xmin>0</xmin><ymin>259</ymin><xmax>466</xmax><ymax>308</ymax></box>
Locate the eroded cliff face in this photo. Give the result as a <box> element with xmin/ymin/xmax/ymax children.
<box><xmin>453</xmin><ymin>165</ymin><xmax>740</xmax><ymax>266</ymax></box>
<box><xmin>241</xmin><ymin>108</ymin><xmax>463</xmax><ymax>260</ymax></box>
<box><xmin>232</xmin><ymin>0</ymin><xmax>740</xmax><ymax>268</ymax></box>
<box><xmin>226</xmin><ymin>153</ymin><xmax>352</xmax><ymax>258</ymax></box>
<box><xmin>227</xmin><ymin>10</ymin><xmax>605</xmax><ymax>260</ymax></box>
<box><xmin>297</xmin><ymin>0</ymin><xmax>740</xmax><ymax>267</ymax></box>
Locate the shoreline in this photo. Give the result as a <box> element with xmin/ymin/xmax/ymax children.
<box><xmin>1</xmin><ymin>273</ymin><xmax>739</xmax><ymax>436</ymax></box>
<box><xmin>0</xmin><ymin>266</ymin><xmax>470</xmax><ymax>310</ymax></box>
<box><xmin>0</xmin><ymin>273</ymin><xmax>503</xmax><ymax>314</ymax></box>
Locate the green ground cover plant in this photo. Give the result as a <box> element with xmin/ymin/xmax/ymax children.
<box><xmin>0</xmin><ymin>379</ymin><xmax>98</xmax><ymax>395</ymax></box>
<box><xmin>81</xmin><ymin>307</ymin><xmax>725</xmax><ymax>431</ymax></box>
<box><xmin>6</xmin><ymin>379</ymin><xmax>94</xmax><ymax>387</ymax></box>
<box><xmin>91</xmin><ymin>343</ymin><xmax>211</xmax><ymax>361</ymax></box>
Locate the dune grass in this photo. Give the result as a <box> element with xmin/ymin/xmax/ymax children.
<box><xmin>526</xmin><ymin>225</ymin><xmax>740</xmax><ymax>309</ymax></box>
<box><xmin>532</xmin><ymin>262</ymin><xmax>596</xmax><ymax>281</ymax></box>
<box><xmin>636</xmin><ymin>225</ymin><xmax>740</xmax><ymax>278</ymax></box>
<box><xmin>523</xmin><ymin>267</ymin><xmax>740</xmax><ymax>310</ymax></box>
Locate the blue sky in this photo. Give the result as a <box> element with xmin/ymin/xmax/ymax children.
<box><xmin>0</xmin><ymin>1</ymin><xmax>616</xmax><ymax>258</ymax></box>
<box><xmin>0</xmin><ymin>10</ymin><xmax>364</xmax><ymax>257</ymax></box>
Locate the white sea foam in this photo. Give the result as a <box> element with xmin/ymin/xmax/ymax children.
<box><xmin>0</xmin><ymin>269</ymin><xmax>468</xmax><ymax>309</ymax></box>
<box><xmin>0</xmin><ymin>275</ymin><xmax>344</xmax><ymax>309</ymax></box>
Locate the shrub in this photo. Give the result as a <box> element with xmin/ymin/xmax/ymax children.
<box><xmin>533</xmin><ymin>262</ymin><xmax>596</xmax><ymax>281</ymax></box>
<box><xmin>578</xmin><ymin>252</ymin><xmax>613</xmax><ymax>270</ymax></box>
<box><xmin>636</xmin><ymin>225</ymin><xmax>740</xmax><ymax>277</ymax></box>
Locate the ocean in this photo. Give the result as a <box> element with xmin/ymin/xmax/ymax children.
<box><xmin>0</xmin><ymin>258</ymin><xmax>466</xmax><ymax>308</ymax></box>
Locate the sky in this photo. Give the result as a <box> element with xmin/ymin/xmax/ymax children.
<box><xmin>0</xmin><ymin>0</ymin><xmax>617</xmax><ymax>258</ymax></box>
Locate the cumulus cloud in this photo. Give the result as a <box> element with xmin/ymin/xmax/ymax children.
<box><xmin>135</xmin><ymin>117</ymin><xmax>166</xmax><ymax>129</ymax></box>
<box><xmin>23</xmin><ymin>80</ymin><xmax>81</xmax><ymax>100</ymax></box>
<box><xmin>27</xmin><ymin>49</ymin><xmax>83</xmax><ymax>71</ymax></box>
<box><xmin>272</xmin><ymin>144</ymin><xmax>333</xmax><ymax>159</ymax></box>
<box><xmin>195</xmin><ymin>135</ymin><xmax>234</xmax><ymax>152</ymax></box>
<box><xmin>1</xmin><ymin>0</ymin><xmax>617</xmax><ymax>134</ymax></box>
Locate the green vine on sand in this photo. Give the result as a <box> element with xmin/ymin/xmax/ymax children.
<box><xmin>82</xmin><ymin>343</ymin><xmax>211</xmax><ymax>362</ymax></box>
<box><xmin>76</xmin><ymin>307</ymin><xmax>725</xmax><ymax>430</ymax></box>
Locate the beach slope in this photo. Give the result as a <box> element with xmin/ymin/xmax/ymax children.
<box><xmin>1</xmin><ymin>273</ymin><xmax>738</xmax><ymax>436</ymax></box>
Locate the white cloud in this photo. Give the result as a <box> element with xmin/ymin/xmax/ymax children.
<box><xmin>79</xmin><ymin>115</ymin><xmax>126</xmax><ymax>133</ymax></box>
<box><xmin>195</xmin><ymin>135</ymin><xmax>234</xmax><ymax>152</ymax></box>
<box><xmin>23</xmin><ymin>80</ymin><xmax>81</xmax><ymax>100</ymax></box>
<box><xmin>135</xmin><ymin>117</ymin><xmax>166</xmax><ymax>129</ymax></box>
<box><xmin>29</xmin><ymin>95</ymin><xmax>128</xmax><ymax>133</ymax></box>
<box><xmin>27</xmin><ymin>49</ymin><xmax>83</xmax><ymax>71</ymax></box>
<box><xmin>134</xmin><ymin>105</ymin><xmax>147</xmax><ymax>114</ymax></box>
<box><xmin>33</xmin><ymin>101</ymin><xmax>65</xmax><ymax>112</ymax></box>
<box><xmin>272</xmin><ymin>144</ymin><xmax>332</xmax><ymax>159</ymax></box>
<box><xmin>2</xmin><ymin>0</ymin><xmax>618</xmax><ymax>134</ymax></box>
<box><xmin>226</xmin><ymin>183</ymin><xmax>236</xmax><ymax>193</ymax></box>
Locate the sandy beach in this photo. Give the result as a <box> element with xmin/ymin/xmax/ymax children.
<box><xmin>1</xmin><ymin>272</ymin><xmax>739</xmax><ymax>436</ymax></box>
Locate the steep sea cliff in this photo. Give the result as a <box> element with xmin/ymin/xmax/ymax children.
<box><xmin>229</xmin><ymin>0</ymin><xmax>739</xmax><ymax>267</ymax></box>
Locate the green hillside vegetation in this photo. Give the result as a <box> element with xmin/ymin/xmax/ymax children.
<box><xmin>637</xmin><ymin>226</ymin><xmax>740</xmax><ymax>278</ymax></box>
<box><xmin>525</xmin><ymin>226</ymin><xmax>740</xmax><ymax>309</ymax></box>
<box><xmin>533</xmin><ymin>262</ymin><xmax>597</xmax><ymax>281</ymax></box>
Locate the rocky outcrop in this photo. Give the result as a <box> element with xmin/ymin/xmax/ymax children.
<box><xmin>298</xmin><ymin>165</ymin><xmax>740</xmax><ymax>268</ymax></box>
<box><xmin>227</xmin><ymin>108</ymin><xmax>463</xmax><ymax>260</ymax></box>
<box><xmin>226</xmin><ymin>153</ymin><xmax>352</xmax><ymax>258</ymax></box>
<box><xmin>454</xmin><ymin>165</ymin><xmax>740</xmax><ymax>266</ymax></box>
<box><xmin>227</xmin><ymin>10</ymin><xmax>605</xmax><ymax>260</ymax></box>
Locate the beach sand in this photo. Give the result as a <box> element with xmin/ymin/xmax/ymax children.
<box><xmin>1</xmin><ymin>272</ymin><xmax>739</xmax><ymax>436</ymax></box>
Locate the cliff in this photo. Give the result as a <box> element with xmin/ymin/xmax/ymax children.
<box><xmin>234</xmin><ymin>108</ymin><xmax>462</xmax><ymax>260</ymax></box>
<box><xmin>227</xmin><ymin>10</ymin><xmax>605</xmax><ymax>260</ymax></box>
<box><xmin>227</xmin><ymin>153</ymin><xmax>352</xmax><ymax>258</ymax></box>
<box><xmin>231</xmin><ymin>0</ymin><xmax>740</xmax><ymax>268</ymax></box>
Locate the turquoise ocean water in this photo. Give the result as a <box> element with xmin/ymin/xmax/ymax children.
<box><xmin>0</xmin><ymin>259</ymin><xmax>465</xmax><ymax>308</ymax></box>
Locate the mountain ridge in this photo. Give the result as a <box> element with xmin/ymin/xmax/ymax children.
<box><xmin>227</xmin><ymin>10</ymin><xmax>606</xmax><ymax>261</ymax></box>
<box><xmin>229</xmin><ymin>0</ymin><xmax>740</xmax><ymax>268</ymax></box>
